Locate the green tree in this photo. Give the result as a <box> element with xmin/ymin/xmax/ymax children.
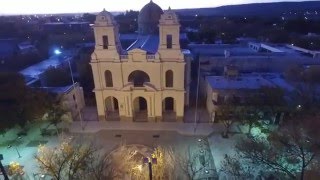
<box><xmin>0</xmin><ymin>72</ymin><xmax>51</xmax><ymax>133</ymax></box>
<box><xmin>0</xmin><ymin>72</ymin><xmax>29</xmax><ymax>129</ymax></box>
<box><xmin>46</xmin><ymin>96</ymin><xmax>67</xmax><ymax>134</ymax></box>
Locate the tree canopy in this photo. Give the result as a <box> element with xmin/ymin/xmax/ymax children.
<box><xmin>0</xmin><ymin>72</ymin><xmax>51</xmax><ymax>132</ymax></box>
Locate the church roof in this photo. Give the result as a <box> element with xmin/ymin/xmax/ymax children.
<box><xmin>126</xmin><ymin>35</ymin><xmax>159</xmax><ymax>54</ymax></box>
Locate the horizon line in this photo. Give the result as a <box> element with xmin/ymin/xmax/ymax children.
<box><xmin>0</xmin><ymin>0</ymin><xmax>314</xmax><ymax>16</ymax></box>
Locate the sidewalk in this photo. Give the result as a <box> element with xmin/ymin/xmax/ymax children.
<box><xmin>70</xmin><ymin>121</ymin><xmax>226</xmax><ymax>136</ymax></box>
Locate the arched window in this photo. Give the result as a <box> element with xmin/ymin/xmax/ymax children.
<box><xmin>102</xmin><ymin>35</ymin><xmax>108</xmax><ymax>49</ymax></box>
<box><xmin>165</xmin><ymin>70</ymin><xmax>173</xmax><ymax>87</ymax></box>
<box><xmin>128</xmin><ymin>70</ymin><xmax>150</xmax><ymax>87</ymax></box>
<box><xmin>105</xmin><ymin>70</ymin><xmax>113</xmax><ymax>87</ymax></box>
<box><xmin>166</xmin><ymin>34</ymin><xmax>172</xmax><ymax>49</ymax></box>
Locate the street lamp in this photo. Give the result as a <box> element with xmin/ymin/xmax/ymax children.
<box><xmin>54</xmin><ymin>48</ymin><xmax>84</xmax><ymax>130</ymax></box>
<box><xmin>143</xmin><ymin>157</ymin><xmax>157</xmax><ymax>180</ymax></box>
<box><xmin>194</xmin><ymin>54</ymin><xmax>201</xmax><ymax>133</ymax></box>
<box><xmin>14</xmin><ymin>147</ymin><xmax>22</xmax><ymax>158</ymax></box>
<box><xmin>54</xmin><ymin>49</ymin><xmax>62</xmax><ymax>55</ymax></box>
<box><xmin>66</xmin><ymin>58</ymin><xmax>84</xmax><ymax>130</ymax></box>
<box><xmin>7</xmin><ymin>137</ymin><xmax>22</xmax><ymax>158</ymax></box>
<box><xmin>0</xmin><ymin>154</ymin><xmax>9</xmax><ymax>180</ymax></box>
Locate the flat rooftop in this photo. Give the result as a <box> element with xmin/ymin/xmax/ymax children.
<box><xmin>20</xmin><ymin>50</ymin><xmax>76</xmax><ymax>79</ymax></box>
<box><xmin>189</xmin><ymin>43</ymin><xmax>317</xmax><ymax>59</ymax></box>
<box><xmin>206</xmin><ymin>75</ymin><xmax>275</xmax><ymax>90</ymax></box>
<box><xmin>189</xmin><ymin>44</ymin><xmax>258</xmax><ymax>57</ymax></box>
<box><xmin>257</xmin><ymin>73</ymin><xmax>296</xmax><ymax>92</ymax></box>
<box><xmin>36</xmin><ymin>83</ymin><xmax>79</xmax><ymax>94</ymax></box>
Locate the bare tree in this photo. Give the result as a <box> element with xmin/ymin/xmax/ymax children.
<box><xmin>217</xmin><ymin>104</ymin><xmax>244</xmax><ymax>138</ymax></box>
<box><xmin>108</xmin><ymin>144</ymin><xmax>143</xmax><ymax>179</ymax></box>
<box><xmin>237</xmin><ymin>106</ymin><xmax>266</xmax><ymax>136</ymax></box>
<box><xmin>151</xmin><ymin>146</ymin><xmax>176</xmax><ymax>179</ymax></box>
<box><xmin>220</xmin><ymin>154</ymin><xmax>253</xmax><ymax>180</ymax></box>
<box><xmin>231</xmin><ymin>114</ymin><xmax>320</xmax><ymax>180</ymax></box>
<box><xmin>216</xmin><ymin>104</ymin><xmax>234</xmax><ymax>138</ymax></box>
<box><xmin>86</xmin><ymin>152</ymin><xmax>116</xmax><ymax>180</ymax></box>
<box><xmin>178</xmin><ymin>147</ymin><xmax>206</xmax><ymax>180</ymax></box>
<box><xmin>34</xmin><ymin>137</ymin><xmax>113</xmax><ymax>180</ymax></box>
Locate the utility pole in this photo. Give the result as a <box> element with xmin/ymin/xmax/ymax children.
<box><xmin>143</xmin><ymin>157</ymin><xmax>157</xmax><ymax>180</ymax></box>
<box><xmin>0</xmin><ymin>154</ymin><xmax>9</xmax><ymax>180</ymax></box>
<box><xmin>67</xmin><ymin>59</ymin><xmax>84</xmax><ymax>130</ymax></box>
<box><xmin>148</xmin><ymin>162</ymin><xmax>152</xmax><ymax>180</ymax></box>
<box><xmin>194</xmin><ymin>54</ymin><xmax>201</xmax><ymax>133</ymax></box>
<box><xmin>15</xmin><ymin>147</ymin><xmax>22</xmax><ymax>158</ymax></box>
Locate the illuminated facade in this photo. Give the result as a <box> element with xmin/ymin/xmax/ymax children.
<box><xmin>90</xmin><ymin>2</ymin><xmax>190</xmax><ymax>122</ymax></box>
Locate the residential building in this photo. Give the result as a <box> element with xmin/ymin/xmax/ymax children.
<box><xmin>39</xmin><ymin>83</ymin><xmax>85</xmax><ymax>121</ymax></box>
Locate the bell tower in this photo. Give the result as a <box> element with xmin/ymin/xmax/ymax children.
<box><xmin>92</xmin><ymin>9</ymin><xmax>122</xmax><ymax>61</ymax></box>
<box><xmin>158</xmin><ymin>7</ymin><xmax>183</xmax><ymax>60</ymax></box>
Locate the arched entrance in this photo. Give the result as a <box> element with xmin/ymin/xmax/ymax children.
<box><xmin>162</xmin><ymin>97</ymin><xmax>176</xmax><ymax>122</ymax></box>
<box><xmin>105</xmin><ymin>96</ymin><xmax>120</xmax><ymax>121</ymax></box>
<box><xmin>128</xmin><ymin>70</ymin><xmax>150</xmax><ymax>87</ymax></box>
<box><xmin>133</xmin><ymin>97</ymin><xmax>148</xmax><ymax>122</ymax></box>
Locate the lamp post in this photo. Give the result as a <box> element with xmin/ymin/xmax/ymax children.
<box><xmin>66</xmin><ymin>58</ymin><xmax>84</xmax><ymax>130</ymax></box>
<box><xmin>194</xmin><ymin>54</ymin><xmax>201</xmax><ymax>133</ymax></box>
<box><xmin>0</xmin><ymin>154</ymin><xmax>9</xmax><ymax>180</ymax></box>
<box><xmin>14</xmin><ymin>147</ymin><xmax>22</xmax><ymax>158</ymax></box>
<box><xmin>54</xmin><ymin>49</ymin><xmax>84</xmax><ymax>130</ymax></box>
<box><xmin>143</xmin><ymin>157</ymin><xmax>157</xmax><ymax>180</ymax></box>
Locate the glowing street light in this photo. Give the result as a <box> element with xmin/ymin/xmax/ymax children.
<box><xmin>54</xmin><ymin>49</ymin><xmax>62</xmax><ymax>55</ymax></box>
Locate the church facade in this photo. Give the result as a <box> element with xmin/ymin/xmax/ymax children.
<box><xmin>90</xmin><ymin>1</ymin><xmax>191</xmax><ymax>122</ymax></box>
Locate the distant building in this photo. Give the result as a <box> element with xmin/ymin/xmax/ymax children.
<box><xmin>20</xmin><ymin>49</ymin><xmax>79</xmax><ymax>88</ymax></box>
<box><xmin>90</xmin><ymin>2</ymin><xmax>191</xmax><ymax>122</ymax></box>
<box><xmin>189</xmin><ymin>42</ymin><xmax>320</xmax><ymax>76</ymax></box>
<box><xmin>0</xmin><ymin>39</ymin><xmax>19</xmax><ymax>64</ymax></box>
<box><xmin>202</xmin><ymin>66</ymin><xmax>297</xmax><ymax>124</ymax></box>
<box><xmin>203</xmin><ymin>72</ymin><xmax>275</xmax><ymax>123</ymax></box>
<box><xmin>0</xmin><ymin>39</ymin><xmax>38</xmax><ymax>66</ymax></box>
<box><xmin>43</xmin><ymin>22</ymin><xmax>90</xmax><ymax>34</ymax></box>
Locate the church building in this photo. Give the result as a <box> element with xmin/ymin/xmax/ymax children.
<box><xmin>90</xmin><ymin>1</ymin><xmax>191</xmax><ymax>122</ymax></box>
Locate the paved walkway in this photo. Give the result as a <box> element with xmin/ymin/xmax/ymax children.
<box><xmin>72</xmin><ymin>106</ymin><xmax>230</xmax><ymax>136</ymax></box>
<box><xmin>71</xmin><ymin>121</ymin><xmax>226</xmax><ymax>136</ymax></box>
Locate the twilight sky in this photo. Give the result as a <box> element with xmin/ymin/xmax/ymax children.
<box><xmin>0</xmin><ymin>0</ymin><xmax>313</xmax><ymax>15</ymax></box>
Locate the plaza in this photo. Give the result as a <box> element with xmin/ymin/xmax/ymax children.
<box><xmin>0</xmin><ymin>107</ymin><xmax>244</xmax><ymax>179</ymax></box>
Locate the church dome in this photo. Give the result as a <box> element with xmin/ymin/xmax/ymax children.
<box><xmin>138</xmin><ymin>0</ymin><xmax>163</xmax><ymax>35</ymax></box>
